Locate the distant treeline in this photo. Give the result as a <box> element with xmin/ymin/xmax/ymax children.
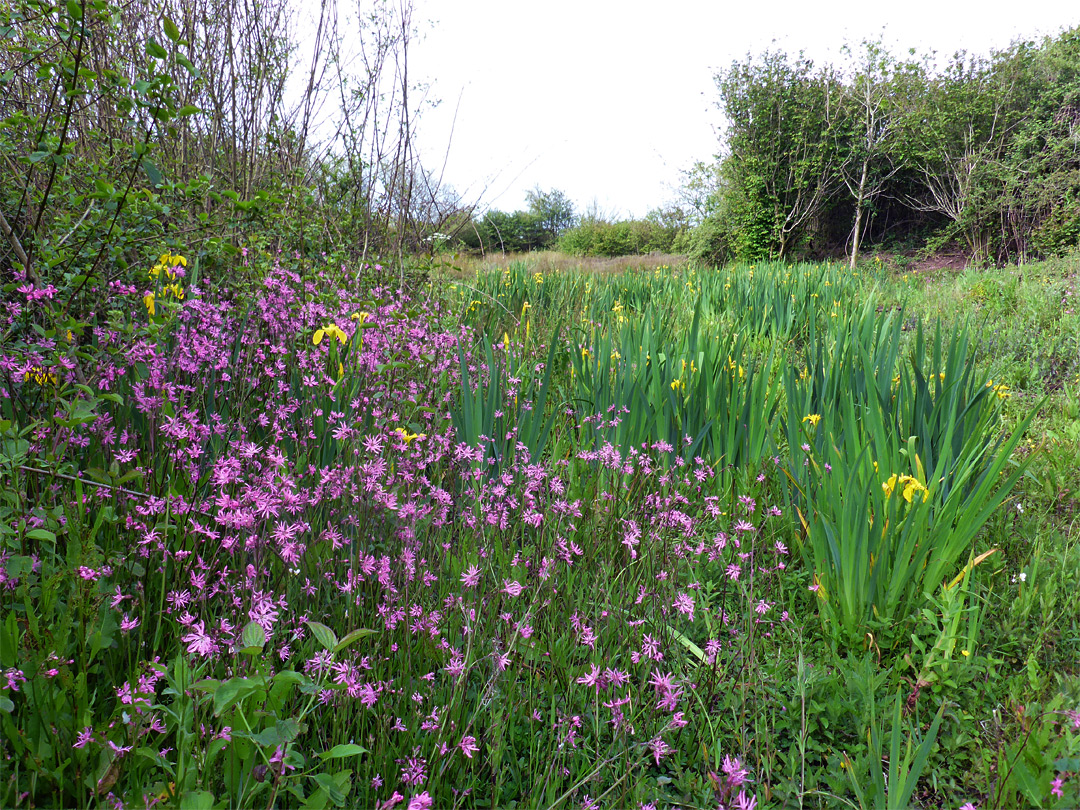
<box><xmin>457</xmin><ymin>192</ymin><xmax>689</xmax><ymax>257</ymax></box>
<box><xmin>689</xmin><ymin>29</ymin><xmax>1080</xmax><ymax>267</ymax></box>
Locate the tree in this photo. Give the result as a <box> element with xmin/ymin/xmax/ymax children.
<box><xmin>525</xmin><ymin>187</ymin><xmax>576</xmax><ymax>244</ymax></box>
<box><xmin>472</xmin><ymin>209</ymin><xmax>545</xmax><ymax>253</ymax></box>
<box><xmin>835</xmin><ymin>41</ymin><xmax>909</xmax><ymax>268</ymax></box>
<box><xmin>984</xmin><ymin>30</ymin><xmax>1080</xmax><ymax>261</ymax></box>
<box><xmin>690</xmin><ymin>31</ymin><xmax>1080</xmax><ymax>267</ymax></box>
<box><xmin>676</xmin><ymin>161</ymin><xmax>723</xmax><ymax>226</ymax></box>
<box><xmin>716</xmin><ymin>50</ymin><xmax>845</xmax><ymax>259</ymax></box>
<box><xmin>896</xmin><ymin>50</ymin><xmax>1025</xmax><ymax>264</ymax></box>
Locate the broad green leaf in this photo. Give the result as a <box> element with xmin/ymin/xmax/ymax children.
<box><xmin>179</xmin><ymin>790</ymin><xmax>215</xmax><ymax>810</ymax></box>
<box><xmin>4</xmin><ymin>556</ymin><xmax>33</xmax><ymax>579</ymax></box>
<box><xmin>320</xmin><ymin>743</ymin><xmax>368</xmax><ymax>759</ymax></box>
<box><xmin>176</xmin><ymin>53</ymin><xmax>199</xmax><ymax>77</ymax></box>
<box><xmin>309</xmin><ymin>773</ymin><xmax>346</xmax><ymax>807</ymax></box>
<box><xmin>163</xmin><ymin>17</ymin><xmax>180</xmax><ymax>42</ymax></box>
<box><xmin>253</xmin><ymin>718</ymin><xmax>300</xmax><ymax>748</ymax></box>
<box><xmin>305</xmin><ymin>621</ymin><xmax>337</xmax><ymax>652</ymax></box>
<box><xmin>1012</xmin><ymin>756</ymin><xmax>1043</xmax><ymax>805</ymax></box>
<box><xmin>191</xmin><ymin>678</ymin><xmax>221</xmax><ymax>695</ymax></box>
<box><xmin>213</xmin><ymin>675</ymin><xmax>268</xmax><ymax>716</ymax></box>
<box><xmin>333</xmin><ymin>628</ymin><xmax>376</xmax><ymax>654</ymax></box>
<box><xmin>240</xmin><ymin>621</ymin><xmax>266</xmax><ymax>651</ymax></box>
<box><xmin>141</xmin><ymin>158</ymin><xmax>163</xmax><ymax>188</ymax></box>
<box><xmin>273</xmin><ymin>670</ymin><xmax>306</xmax><ymax>686</ymax></box>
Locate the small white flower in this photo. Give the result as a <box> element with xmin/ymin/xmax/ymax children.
<box><xmin>1016</xmin><ymin>502</ymin><xmax>1024</xmax><ymax>513</ymax></box>
<box><xmin>1019</xmin><ymin>572</ymin><xmax>1027</xmax><ymax>583</ymax></box>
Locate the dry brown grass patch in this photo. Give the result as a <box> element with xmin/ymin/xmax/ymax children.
<box><xmin>442</xmin><ymin>250</ymin><xmax>690</xmax><ymax>279</ymax></box>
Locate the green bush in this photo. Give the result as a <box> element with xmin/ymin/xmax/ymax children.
<box><xmin>558</xmin><ymin>218</ymin><xmax>681</xmax><ymax>256</ymax></box>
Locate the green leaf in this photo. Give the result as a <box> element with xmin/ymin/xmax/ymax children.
<box><xmin>177</xmin><ymin>104</ymin><xmax>201</xmax><ymax>116</ymax></box>
<box><xmin>4</xmin><ymin>556</ymin><xmax>34</xmax><ymax>579</ymax></box>
<box><xmin>0</xmin><ymin>697</ymin><xmax>14</xmax><ymax>713</ymax></box>
<box><xmin>213</xmin><ymin>675</ymin><xmax>268</xmax><ymax>716</ymax></box>
<box><xmin>320</xmin><ymin>743</ymin><xmax>368</xmax><ymax>760</ymax></box>
<box><xmin>240</xmin><ymin>621</ymin><xmax>266</xmax><ymax>651</ymax></box>
<box><xmin>179</xmin><ymin>790</ymin><xmax>215</xmax><ymax>810</ymax></box>
<box><xmin>163</xmin><ymin>17</ymin><xmax>180</xmax><ymax>42</ymax></box>
<box><xmin>333</xmin><ymin>628</ymin><xmax>376</xmax><ymax>654</ymax></box>
<box><xmin>176</xmin><ymin>53</ymin><xmax>199</xmax><ymax>77</ymax></box>
<box><xmin>66</xmin><ymin>0</ymin><xmax>83</xmax><ymax>21</ymax></box>
<box><xmin>134</xmin><ymin>745</ymin><xmax>162</xmax><ymax>766</ymax></box>
<box><xmin>1012</xmin><ymin>756</ymin><xmax>1043</xmax><ymax>805</ymax></box>
<box><xmin>146</xmin><ymin>39</ymin><xmax>168</xmax><ymax>60</ymax></box>
<box><xmin>25</xmin><ymin>529</ymin><xmax>56</xmax><ymax>543</ymax></box>
<box><xmin>1056</xmin><ymin>756</ymin><xmax>1080</xmax><ymax>772</ymax></box>
<box><xmin>191</xmin><ymin>678</ymin><xmax>221</xmax><ymax>695</ymax></box>
<box><xmin>665</xmin><ymin>623</ymin><xmax>707</xmax><ymax>665</ymax></box>
<box><xmin>267</xmin><ymin>670</ymin><xmax>306</xmax><ymax>708</ymax></box>
<box><xmin>142</xmin><ymin>159</ymin><xmax>163</xmax><ymax>188</ymax></box>
<box><xmin>273</xmin><ymin>670</ymin><xmax>306</xmax><ymax>687</ymax></box>
<box><xmin>308</xmin><ymin>773</ymin><xmax>346</xmax><ymax>807</ymax></box>
<box><xmin>115</xmin><ymin>470</ymin><xmax>144</xmax><ymax>485</ymax></box>
<box><xmin>305</xmin><ymin>621</ymin><xmax>337</xmax><ymax>652</ymax></box>
<box><xmin>252</xmin><ymin>719</ymin><xmax>300</xmax><ymax>748</ymax></box>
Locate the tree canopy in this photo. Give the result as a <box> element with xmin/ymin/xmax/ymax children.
<box><xmin>692</xmin><ymin>28</ymin><xmax>1080</xmax><ymax>266</ymax></box>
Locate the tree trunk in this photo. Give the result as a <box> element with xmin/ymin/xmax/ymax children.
<box><xmin>849</xmin><ymin>158</ymin><xmax>870</xmax><ymax>270</ymax></box>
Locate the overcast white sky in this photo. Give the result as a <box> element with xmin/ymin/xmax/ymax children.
<box><xmin>402</xmin><ymin>1</ymin><xmax>1076</xmax><ymax>219</ymax></box>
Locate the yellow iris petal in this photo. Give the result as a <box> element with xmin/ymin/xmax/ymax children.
<box><xmin>882</xmin><ymin>474</ymin><xmax>898</xmax><ymax>498</ymax></box>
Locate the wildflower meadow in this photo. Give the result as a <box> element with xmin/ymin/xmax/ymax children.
<box><xmin>2</xmin><ymin>252</ymin><xmax>1080</xmax><ymax>810</ymax></box>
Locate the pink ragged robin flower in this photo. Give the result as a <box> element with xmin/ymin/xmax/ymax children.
<box><xmin>461</xmin><ymin>565</ymin><xmax>481</xmax><ymax>588</ymax></box>
<box><xmin>459</xmin><ymin>735</ymin><xmax>479</xmax><ymax>759</ymax></box>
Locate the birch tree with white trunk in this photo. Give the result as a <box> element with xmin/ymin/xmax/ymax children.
<box><xmin>835</xmin><ymin>41</ymin><xmax>907</xmax><ymax>269</ymax></box>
